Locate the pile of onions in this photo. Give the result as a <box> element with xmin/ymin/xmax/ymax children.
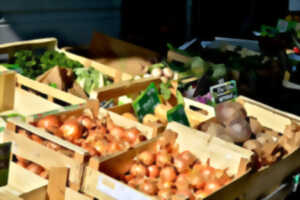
<box><xmin>16</xmin><ymin>155</ymin><xmax>49</xmax><ymax>179</ymax></box>
<box><xmin>120</xmin><ymin>134</ymin><xmax>233</xmax><ymax>199</ymax></box>
<box><xmin>34</xmin><ymin>114</ymin><xmax>146</xmax><ymax>157</ymax></box>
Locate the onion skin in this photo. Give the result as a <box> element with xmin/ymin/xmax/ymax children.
<box><xmin>27</xmin><ymin>163</ymin><xmax>44</xmax><ymax>175</ymax></box>
<box><xmin>204</xmin><ymin>180</ymin><xmax>221</xmax><ymax>194</ymax></box>
<box><xmin>180</xmin><ymin>151</ymin><xmax>196</xmax><ymax>166</ymax></box>
<box><xmin>148</xmin><ymin>165</ymin><xmax>160</xmax><ymax>178</ymax></box>
<box><xmin>174</xmin><ymin>156</ymin><xmax>189</xmax><ymax>173</ymax></box>
<box><xmin>78</xmin><ymin>115</ymin><xmax>96</xmax><ymax>129</ymax></box>
<box><xmin>225</xmin><ymin>118</ymin><xmax>252</xmax><ymax>143</ymax></box>
<box><xmin>37</xmin><ymin>115</ymin><xmax>61</xmax><ymax>130</ymax></box>
<box><xmin>158</xmin><ymin>180</ymin><xmax>174</xmax><ymax>190</ymax></box>
<box><xmin>93</xmin><ymin>140</ymin><xmax>108</xmax><ymax>155</ymax></box>
<box><xmin>201</xmin><ymin>166</ymin><xmax>216</xmax><ymax>181</ymax></box>
<box><xmin>158</xmin><ymin>188</ymin><xmax>173</xmax><ymax>200</ymax></box>
<box><xmin>139</xmin><ymin>180</ymin><xmax>158</xmax><ymax>195</ymax></box>
<box><xmin>138</xmin><ymin>151</ymin><xmax>155</xmax><ymax>166</ymax></box>
<box><xmin>160</xmin><ymin>166</ymin><xmax>177</xmax><ymax>182</ymax></box>
<box><xmin>156</xmin><ymin>151</ymin><xmax>172</xmax><ymax>167</ymax></box>
<box><xmin>31</xmin><ymin>135</ymin><xmax>44</xmax><ymax>144</ymax></box>
<box><xmin>130</xmin><ymin>163</ymin><xmax>147</xmax><ymax>177</ymax></box>
<box><xmin>126</xmin><ymin>128</ymin><xmax>140</xmax><ymax>143</ymax></box>
<box><xmin>110</xmin><ymin>126</ymin><xmax>126</xmax><ymax>139</ymax></box>
<box><xmin>60</xmin><ymin>120</ymin><xmax>83</xmax><ymax>141</ymax></box>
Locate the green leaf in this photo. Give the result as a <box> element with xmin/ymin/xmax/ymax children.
<box><xmin>160</xmin><ymin>82</ymin><xmax>171</xmax><ymax>101</ymax></box>
<box><xmin>49</xmin><ymin>83</ymin><xmax>57</xmax><ymax>88</ymax></box>
<box><xmin>176</xmin><ymin>90</ymin><xmax>184</xmax><ymax>105</ymax></box>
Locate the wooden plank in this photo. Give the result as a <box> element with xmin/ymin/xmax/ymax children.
<box><xmin>89</xmin><ymin>32</ymin><xmax>159</xmax><ymax>61</ymax></box>
<box><xmin>167</xmin><ymin>50</ymin><xmax>192</xmax><ymax>64</ymax></box>
<box><xmin>3</xmin><ymin>131</ymin><xmax>84</xmax><ymax>188</ymax></box>
<box><xmin>47</xmin><ymin>167</ymin><xmax>69</xmax><ymax>200</ymax></box>
<box><xmin>0</xmin><ymin>71</ymin><xmax>15</xmax><ymax>112</ymax></box>
<box><xmin>92</xmin><ymin>76</ymin><xmax>160</xmax><ymax>101</ymax></box>
<box><xmin>65</xmin><ymin>188</ymin><xmax>93</xmax><ymax>200</ymax></box>
<box><xmin>0</xmin><ymin>162</ymin><xmax>48</xmax><ymax>200</ymax></box>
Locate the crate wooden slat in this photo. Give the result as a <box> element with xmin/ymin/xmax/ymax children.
<box><xmin>0</xmin><ymin>71</ymin><xmax>15</xmax><ymax>112</ymax></box>
<box><xmin>4</xmin><ymin>104</ymin><xmax>154</xmax><ymax>193</ymax></box>
<box><xmin>0</xmin><ymin>162</ymin><xmax>48</xmax><ymax>200</ymax></box>
<box><xmin>93</xmin><ymin>77</ymin><xmax>215</xmax><ymax>135</ymax></box>
<box><xmin>82</xmin><ymin>122</ymin><xmax>252</xmax><ymax>200</ymax></box>
<box><xmin>193</xmin><ymin>95</ymin><xmax>300</xmax><ymax>200</ymax></box>
<box><xmin>0</xmin><ymin>38</ymin><xmax>132</xmax><ymax>105</ymax></box>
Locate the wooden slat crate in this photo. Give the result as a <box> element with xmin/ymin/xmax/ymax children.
<box><xmin>188</xmin><ymin>95</ymin><xmax>300</xmax><ymax>200</ymax></box>
<box><xmin>0</xmin><ymin>162</ymin><xmax>48</xmax><ymax>200</ymax></box>
<box><xmin>81</xmin><ymin>122</ymin><xmax>253</xmax><ymax>200</ymax></box>
<box><xmin>0</xmin><ymin>38</ymin><xmax>132</xmax><ymax>106</ymax></box>
<box><xmin>0</xmin><ymin>71</ymin><xmax>15</xmax><ymax>112</ymax></box>
<box><xmin>3</xmin><ymin>103</ymin><xmax>154</xmax><ymax>193</ymax></box>
<box><xmin>92</xmin><ymin>76</ymin><xmax>215</xmax><ymax>135</ymax></box>
<box><xmin>64</xmin><ymin>32</ymin><xmax>160</xmax><ymax>76</ymax></box>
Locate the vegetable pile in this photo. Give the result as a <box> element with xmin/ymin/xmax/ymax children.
<box><xmin>200</xmin><ymin>101</ymin><xmax>300</xmax><ymax>168</ymax></box>
<box><xmin>15</xmin><ymin>155</ymin><xmax>48</xmax><ymax>179</ymax></box>
<box><xmin>4</xmin><ymin>50</ymin><xmax>112</xmax><ymax>98</ymax></box>
<box><xmin>118</xmin><ymin>131</ymin><xmax>233</xmax><ymax>199</ymax></box>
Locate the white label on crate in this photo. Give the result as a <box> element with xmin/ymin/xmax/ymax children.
<box><xmin>97</xmin><ymin>175</ymin><xmax>149</xmax><ymax>200</ymax></box>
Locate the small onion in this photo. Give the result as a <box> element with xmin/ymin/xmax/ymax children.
<box><xmin>40</xmin><ymin>170</ymin><xmax>49</xmax><ymax>179</ymax></box>
<box><xmin>110</xmin><ymin>126</ymin><xmax>126</xmax><ymax>139</ymax></box>
<box><xmin>17</xmin><ymin>160</ymin><xmax>28</xmax><ymax>168</ymax></box>
<box><xmin>156</xmin><ymin>151</ymin><xmax>171</xmax><ymax>167</ymax></box>
<box><xmin>204</xmin><ymin>180</ymin><xmax>221</xmax><ymax>194</ymax></box>
<box><xmin>78</xmin><ymin>115</ymin><xmax>96</xmax><ymax>129</ymax></box>
<box><xmin>138</xmin><ymin>151</ymin><xmax>155</xmax><ymax>166</ymax></box>
<box><xmin>130</xmin><ymin>163</ymin><xmax>147</xmax><ymax>177</ymax></box>
<box><xmin>60</xmin><ymin>120</ymin><xmax>83</xmax><ymax>141</ymax></box>
<box><xmin>139</xmin><ymin>180</ymin><xmax>158</xmax><ymax>195</ymax></box>
<box><xmin>44</xmin><ymin>141</ymin><xmax>61</xmax><ymax>151</ymax></box>
<box><xmin>160</xmin><ymin>166</ymin><xmax>177</xmax><ymax>182</ymax></box>
<box><xmin>37</xmin><ymin>115</ymin><xmax>61</xmax><ymax>130</ymax></box>
<box><xmin>126</xmin><ymin>128</ymin><xmax>141</xmax><ymax>143</ymax></box>
<box><xmin>18</xmin><ymin>129</ymin><xmax>31</xmax><ymax>138</ymax></box>
<box><xmin>225</xmin><ymin>118</ymin><xmax>252</xmax><ymax>143</ymax></box>
<box><xmin>31</xmin><ymin>135</ymin><xmax>44</xmax><ymax>144</ymax></box>
<box><xmin>180</xmin><ymin>151</ymin><xmax>196</xmax><ymax>166</ymax></box>
<box><xmin>158</xmin><ymin>188</ymin><xmax>173</xmax><ymax>199</ymax></box>
<box><xmin>174</xmin><ymin>156</ymin><xmax>190</xmax><ymax>173</ymax></box>
<box><xmin>16</xmin><ymin>155</ymin><xmax>30</xmax><ymax>166</ymax></box>
<box><xmin>93</xmin><ymin>140</ymin><xmax>108</xmax><ymax>154</ymax></box>
<box><xmin>201</xmin><ymin>166</ymin><xmax>216</xmax><ymax>181</ymax></box>
<box><xmin>188</xmin><ymin>173</ymin><xmax>205</xmax><ymax>189</ymax></box>
<box><xmin>176</xmin><ymin>189</ymin><xmax>195</xmax><ymax>200</ymax></box>
<box><xmin>148</xmin><ymin>165</ymin><xmax>160</xmax><ymax>178</ymax></box>
<box><xmin>27</xmin><ymin>163</ymin><xmax>44</xmax><ymax>175</ymax></box>
<box><xmin>158</xmin><ymin>180</ymin><xmax>174</xmax><ymax>190</ymax></box>
<box><xmin>151</xmin><ymin>68</ymin><xmax>162</xmax><ymax>77</ymax></box>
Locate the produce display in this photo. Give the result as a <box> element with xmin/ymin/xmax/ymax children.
<box><xmin>33</xmin><ymin>113</ymin><xmax>147</xmax><ymax>157</ymax></box>
<box><xmin>3</xmin><ymin>50</ymin><xmax>112</xmax><ymax>99</ymax></box>
<box><xmin>199</xmin><ymin>101</ymin><xmax>300</xmax><ymax>168</ymax></box>
<box><xmin>117</xmin><ymin>131</ymin><xmax>233</xmax><ymax>199</ymax></box>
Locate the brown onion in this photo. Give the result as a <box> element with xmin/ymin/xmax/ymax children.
<box><xmin>93</xmin><ymin>140</ymin><xmax>108</xmax><ymax>154</ymax></box>
<box><xmin>158</xmin><ymin>188</ymin><xmax>173</xmax><ymax>199</ymax></box>
<box><xmin>158</xmin><ymin>180</ymin><xmax>174</xmax><ymax>190</ymax></box>
<box><xmin>139</xmin><ymin>180</ymin><xmax>158</xmax><ymax>195</ymax></box>
<box><xmin>44</xmin><ymin>141</ymin><xmax>61</xmax><ymax>151</ymax></box>
<box><xmin>180</xmin><ymin>151</ymin><xmax>196</xmax><ymax>166</ymax></box>
<box><xmin>110</xmin><ymin>126</ymin><xmax>126</xmax><ymax>139</ymax></box>
<box><xmin>126</xmin><ymin>128</ymin><xmax>140</xmax><ymax>143</ymax></box>
<box><xmin>17</xmin><ymin>160</ymin><xmax>28</xmax><ymax>168</ymax></box>
<box><xmin>225</xmin><ymin>118</ymin><xmax>252</xmax><ymax>143</ymax></box>
<box><xmin>18</xmin><ymin>129</ymin><xmax>31</xmax><ymax>138</ymax></box>
<box><xmin>37</xmin><ymin>115</ymin><xmax>61</xmax><ymax>130</ymax></box>
<box><xmin>156</xmin><ymin>150</ymin><xmax>171</xmax><ymax>167</ymax></box>
<box><xmin>174</xmin><ymin>156</ymin><xmax>189</xmax><ymax>173</ymax></box>
<box><xmin>60</xmin><ymin>120</ymin><xmax>83</xmax><ymax>141</ymax></box>
<box><xmin>204</xmin><ymin>180</ymin><xmax>221</xmax><ymax>194</ymax></box>
<box><xmin>31</xmin><ymin>135</ymin><xmax>44</xmax><ymax>144</ymax></box>
<box><xmin>160</xmin><ymin>166</ymin><xmax>177</xmax><ymax>182</ymax></box>
<box><xmin>148</xmin><ymin>165</ymin><xmax>160</xmax><ymax>178</ymax></box>
<box><xmin>77</xmin><ymin>115</ymin><xmax>96</xmax><ymax>129</ymax></box>
<box><xmin>138</xmin><ymin>151</ymin><xmax>155</xmax><ymax>166</ymax></box>
<box><xmin>201</xmin><ymin>166</ymin><xmax>216</xmax><ymax>181</ymax></box>
<box><xmin>27</xmin><ymin>163</ymin><xmax>43</xmax><ymax>175</ymax></box>
<box><xmin>130</xmin><ymin>163</ymin><xmax>147</xmax><ymax>177</ymax></box>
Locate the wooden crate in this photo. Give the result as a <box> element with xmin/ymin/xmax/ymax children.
<box><xmin>0</xmin><ymin>162</ymin><xmax>48</xmax><ymax>200</ymax></box>
<box><xmin>93</xmin><ymin>76</ymin><xmax>215</xmax><ymax>135</ymax></box>
<box><xmin>81</xmin><ymin>122</ymin><xmax>253</xmax><ymax>200</ymax></box>
<box><xmin>64</xmin><ymin>32</ymin><xmax>160</xmax><ymax>76</ymax></box>
<box><xmin>191</xmin><ymin>95</ymin><xmax>300</xmax><ymax>200</ymax></box>
<box><xmin>3</xmin><ymin>103</ymin><xmax>153</xmax><ymax>192</ymax></box>
<box><xmin>0</xmin><ymin>71</ymin><xmax>15</xmax><ymax>112</ymax></box>
<box><xmin>0</xmin><ymin>38</ymin><xmax>132</xmax><ymax>105</ymax></box>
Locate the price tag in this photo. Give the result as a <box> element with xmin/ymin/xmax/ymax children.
<box><xmin>167</xmin><ymin>104</ymin><xmax>190</xmax><ymax>127</ymax></box>
<box><xmin>132</xmin><ymin>83</ymin><xmax>161</xmax><ymax>122</ymax></box>
<box><xmin>0</xmin><ymin>142</ymin><xmax>11</xmax><ymax>186</ymax></box>
<box><xmin>210</xmin><ymin>80</ymin><xmax>238</xmax><ymax>106</ymax></box>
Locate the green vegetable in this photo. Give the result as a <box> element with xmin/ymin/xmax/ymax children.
<box><xmin>74</xmin><ymin>67</ymin><xmax>112</xmax><ymax>95</ymax></box>
<box><xmin>160</xmin><ymin>82</ymin><xmax>172</xmax><ymax>101</ymax></box>
<box><xmin>211</xmin><ymin>64</ymin><xmax>227</xmax><ymax>81</ymax></box>
<box><xmin>49</xmin><ymin>83</ymin><xmax>57</xmax><ymax>88</ymax></box>
<box><xmin>176</xmin><ymin>90</ymin><xmax>184</xmax><ymax>105</ymax></box>
<box><xmin>189</xmin><ymin>57</ymin><xmax>209</xmax><ymax>77</ymax></box>
<box><xmin>8</xmin><ymin>50</ymin><xmax>84</xmax><ymax>79</ymax></box>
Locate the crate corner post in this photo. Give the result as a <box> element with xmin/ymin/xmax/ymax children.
<box><xmin>0</xmin><ymin>71</ymin><xmax>16</xmax><ymax>112</ymax></box>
